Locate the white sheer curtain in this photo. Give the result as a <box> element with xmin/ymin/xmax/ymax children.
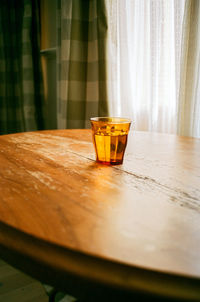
<box><xmin>177</xmin><ymin>0</ymin><xmax>200</xmax><ymax>137</ymax></box>
<box><xmin>106</xmin><ymin>0</ymin><xmax>200</xmax><ymax>137</ymax></box>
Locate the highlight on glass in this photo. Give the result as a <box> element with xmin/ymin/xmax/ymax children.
<box><xmin>90</xmin><ymin>117</ymin><xmax>131</xmax><ymax>165</ymax></box>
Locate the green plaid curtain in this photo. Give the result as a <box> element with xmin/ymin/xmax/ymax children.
<box><xmin>0</xmin><ymin>0</ymin><xmax>43</xmax><ymax>135</ymax></box>
<box><xmin>57</xmin><ymin>0</ymin><xmax>108</xmax><ymax>129</ymax></box>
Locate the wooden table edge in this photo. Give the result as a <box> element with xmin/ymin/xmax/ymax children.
<box><xmin>0</xmin><ymin>221</ymin><xmax>200</xmax><ymax>301</ymax></box>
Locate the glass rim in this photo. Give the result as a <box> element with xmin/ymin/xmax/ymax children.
<box><xmin>90</xmin><ymin>117</ymin><xmax>132</xmax><ymax>124</ymax></box>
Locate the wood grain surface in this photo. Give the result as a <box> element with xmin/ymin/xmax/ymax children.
<box><xmin>0</xmin><ymin>129</ymin><xmax>200</xmax><ymax>301</ymax></box>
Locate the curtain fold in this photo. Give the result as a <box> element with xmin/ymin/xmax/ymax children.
<box><xmin>0</xmin><ymin>0</ymin><xmax>44</xmax><ymax>135</ymax></box>
<box><xmin>57</xmin><ymin>0</ymin><xmax>108</xmax><ymax>129</ymax></box>
<box><xmin>177</xmin><ymin>0</ymin><xmax>200</xmax><ymax>137</ymax></box>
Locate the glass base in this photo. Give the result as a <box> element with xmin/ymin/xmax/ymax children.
<box><xmin>96</xmin><ymin>159</ymin><xmax>123</xmax><ymax>165</ymax></box>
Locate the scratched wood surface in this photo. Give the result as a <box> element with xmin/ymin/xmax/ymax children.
<box><xmin>0</xmin><ymin>129</ymin><xmax>200</xmax><ymax>300</ymax></box>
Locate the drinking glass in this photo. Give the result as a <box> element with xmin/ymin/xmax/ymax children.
<box><xmin>90</xmin><ymin>117</ymin><xmax>131</xmax><ymax>165</ymax></box>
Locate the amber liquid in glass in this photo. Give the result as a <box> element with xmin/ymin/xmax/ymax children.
<box><xmin>93</xmin><ymin>128</ymin><xmax>128</xmax><ymax>165</ymax></box>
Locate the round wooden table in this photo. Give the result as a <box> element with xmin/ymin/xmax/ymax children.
<box><xmin>0</xmin><ymin>129</ymin><xmax>200</xmax><ymax>301</ymax></box>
